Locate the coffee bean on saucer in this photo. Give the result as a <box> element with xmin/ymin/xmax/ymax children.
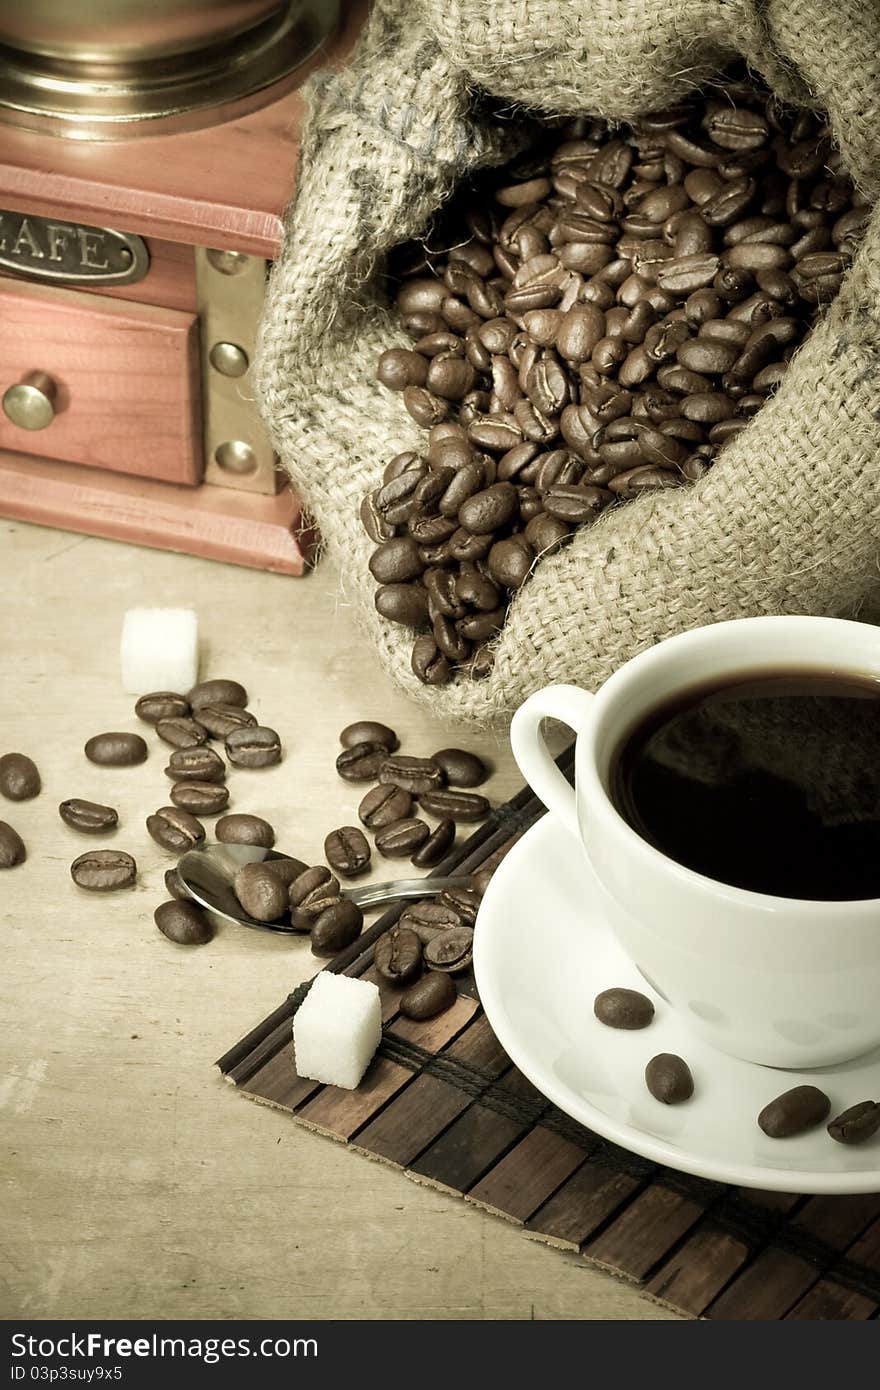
<box><xmin>378</xmin><ymin>755</ymin><xmax>445</xmax><ymax>795</ymax></box>
<box><xmin>225</xmin><ymin>726</ymin><xmax>282</xmax><ymax>769</ymax></box>
<box><xmin>758</xmin><ymin>1085</ymin><xmax>831</xmax><ymax>1139</ymax></box>
<box><xmin>154</xmin><ymin>899</ymin><xmax>213</xmax><ymax>946</ymax></box>
<box><xmin>827</xmin><ymin>1101</ymin><xmax>880</xmax><ymax>1146</ymax></box>
<box><xmin>310</xmin><ymin>899</ymin><xmax>364</xmax><ymax>956</ymax></box>
<box><xmin>411</xmin><ymin>817</ymin><xmax>455</xmax><ymax>867</ymax></box>
<box><xmin>424</xmin><ymin>926</ymin><xmax>474</xmax><ymax>973</ymax></box>
<box><xmin>0</xmin><ymin>821</ymin><xmax>26</xmax><ymax>868</ymax></box>
<box><xmin>70</xmin><ymin>849</ymin><xmax>136</xmax><ymax>892</ymax></box>
<box><xmin>196</xmin><ymin>704</ymin><xmax>257</xmax><ymax>739</ymax></box>
<box><xmin>340</xmin><ymin>721</ymin><xmax>399</xmax><ymax>752</ymax></box>
<box><xmin>289</xmin><ymin>866</ymin><xmax>340</xmax><ymax>920</ymax></box>
<box><xmin>147</xmin><ymin>806</ymin><xmax>206</xmax><ymax>853</ymax></box>
<box><xmin>359</xmin><ymin>784</ymin><xmax>413</xmax><ymax>829</ymax></box>
<box><xmin>156</xmin><ymin>717</ymin><xmax>208</xmax><ymax>750</ymax></box>
<box><xmin>170</xmin><ymin>781</ymin><xmax>229</xmax><ymax>816</ymax></box>
<box><xmin>233</xmin><ymin>862</ymin><xmax>289</xmax><ymax>922</ymax></box>
<box><xmin>165</xmin><ymin>746</ymin><xmax>226</xmax><ymax>783</ymax></box>
<box><xmin>324</xmin><ymin>826</ymin><xmax>371</xmax><ymax>878</ymax></box>
<box><xmin>419</xmin><ymin>788</ymin><xmax>490</xmax><ymax>822</ymax></box>
<box><xmin>336</xmin><ymin>742</ymin><xmax>389</xmax><ymax>783</ymax></box>
<box><xmin>0</xmin><ymin>753</ymin><xmax>41</xmax><ymax>801</ymax></box>
<box><xmin>164</xmin><ymin>866</ymin><xmax>190</xmax><ymax>901</ymax></box>
<box><xmin>59</xmin><ymin>799</ymin><xmax>118</xmax><ymax>835</ymax></box>
<box><xmin>430</xmin><ymin>749</ymin><xmax>489</xmax><ymax>787</ymax></box>
<box><xmin>374</xmin><ymin>818</ymin><xmax>431</xmax><ymax>857</ymax></box>
<box><xmin>399</xmin><ymin>971</ymin><xmax>456</xmax><ymax>1020</ymax></box>
<box><xmin>645</xmin><ymin>1054</ymin><xmax>694</xmax><ymax>1104</ymax></box>
<box><xmin>85</xmin><ymin>732</ymin><xmax>148</xmax><ymax>766</ymax></box>
<box><xmin>437</xmin><ymin>886</ymin><xmax>481</xmax><ymax>925</ymax></box>
<box><xmin>215</xmin><ymin>813</ymin><xmax>275</xmax><ymax>848</ymax></box>
<box><xmin>399</xmin><ymin>899</ymin><xmax>462</xmax><ymax>941</ymax></box>
<box><xmin>187</xmin><ymin>679</ymin><xmax>248</xmax><ymax>711</ymax></box>
<box><xmin>135</xmin><ymin>692</ymin><xmax>189</xmax><ymax>725</ymax></box>
<box><xmin>374</xmin><ymin>926</ymin><xmax>422</xmax><ymax>985</ymax></box>
<box><xmin>594</xmin><ymin>988</ymin><xmax>655</xmax><ymax>1030</ymax></box>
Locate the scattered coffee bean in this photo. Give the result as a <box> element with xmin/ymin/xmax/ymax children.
<box><xmin>0</xmin><ymin>753</ymin><xmax>40</xmax><ymax>801</ymax></box>
<box><xmin>154</xmin><ymin>899</ymin><xmax>213</xmax><ymax>945</ymax></box>
<box><xmin>324</xmin><ymin>826</ymin><xmax>371</xmax><ymax>877</ymax></box>
<box><xmin>70</xmin><ymin>849</ymin><xmax>137</xmax><ymax>892</ymax></box>
<box><xmin>233</xmin><ymin>862</ymin><xmax>289</xmax><ymax>922</ymax></box>
<box><xmin>437</xmin><ymin>886</ymin><xmax>481</xmax><ymax>925</ymax></box>
<box><xmin>758</xmin><ymin>1085</ymin><xmax>831</xmax><ymax>1138</ymax></box>
<box><xmin>146</xmin><ymin>806</ymin><xmax>206</xmax><ymax>853</ymax></box>
<box><xmin>289</xmin><ymin>866</ymin><xmax>341</xmax><ymax>920</ymax></box>
<box><xmin>399</xmin><ymin>970</ymin><xmax>457</xmax><ymax>1020</ymax></box>
<box><xmin>374</xmin><ymin>817</ymin><xmax>431</xmax><ymax>857</ymax></box>
<box><xmin>358</xmin><ymin>783</ymin><xmax>413</xmax><ymax>829</ymax></box>
<box><xmin>399</xmin><ymin>899</ymin><xmax>463</xmax><ymax>940</ymax></box>
<box><xmin>164</xmin><ymin>866</ymin><xmax>190</xmax><ymax>901</ymax></box>
<box><xmin>188</xmin><ymin>678</ymin><xmax>248</xmax><ymax>710</ymax></box>
<box><xmin>170</xmin><ymin>781</ymin><xmax>229</xmax><ymax>815</ymax></box>
<box><xmin>225</xmin><ymin>726</ymin><xmax>282</xmax><ymax>769</ymax></box>
<box><xmin>85</xmin><ymin>731</ymin><xmax>148</xmax><ymax>766</ymax></box>
<box><xmin>0</xmin><ymin>821</ymin><xmax>26</xmax><ymax>868</ymax></box>
<box><xmin>215</xmin><ymin>813</ymin><xmax>275</xmax><ymax>848</ymax></box>
<box><xmin>336</xmin><ymin>741</ymin><xmax>389</xmax><ymax>782</ymax></box>
<box><xmin>645</xmin><ymin>1054</ymin><xmax>694</xmax><ymax>1104</ymax></box>
<box><xmin>156</xmin><ymin>717</ymin><xmax>208</xmax><ymax>750</ymax></box>
<box><xmin>827</xmin><ymin>1101</ymin><xmax>880</xmax><ymax>1146</ymax></box>
<box><xmin>196</xmin><ymin>704</ymin><xmax>258</xmax><ymax>739</ymax></box>
<box><xmin>411</xmin><ymin>817</ymin><xmax>455</xmax><ymax>867</ymax></box>
<box><xmin>135</xmin><ymin>691</ymin><xmax>189</xmax><ymax>725</ymax></box>
<box><xmin>374</xmin><ymin>925</ymin><xmax>423</xmax><ymax>985</ymax></box>
<box><xmin>310</xmin><ymin>899</ymin><xmax>364</xmax><ymax>956</ymax></box>
<box><xmin>419</xmin><ymin>788</ymin><xmax>491</xmax><ymax>822</ymax></box>
<box><xmin>378</xmin><ymin>755</ymin><xmax>445</xmax><ymax>795</ymax></box>
<box><xmin>59</xmin><ymin>798</ymin><xmax>118</xmax><ymax>835</ymax></box>
<box><xmin>164</xmin><ymin>746</ymin><xmax>226</xmax><ymax>783</ymax></box>
<box><xmin>430</xmin><ymin>748</ymin><xmax>489</xmax><ymax>787</ymax></box>
<box><xmin>339</xmin><ymin>721</ymin><xmax>399</xmax><ymax>752</ymax></box>
<box><xmin>424</xmin><ymin>926</ymin><xmax>474</xmax><ymax>973</ymax></box>
<box><xmin>594</xmin><ymin>987</ymin><xmax>655</xmax><ymax>1030</ymax></box>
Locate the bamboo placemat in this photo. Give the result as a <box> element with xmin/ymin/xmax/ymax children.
<box><xmin>217</xmin><ymin>750</ymin><xmax>880</xmax><ymax>1320</ymax></box>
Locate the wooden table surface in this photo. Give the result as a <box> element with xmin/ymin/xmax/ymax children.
<box><xmin>0</xmin><ymin>519</ymin><xmax>677</xmax><ymax>1321</ymax></box>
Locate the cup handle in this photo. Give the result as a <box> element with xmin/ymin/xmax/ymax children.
<box><xmin>510</xmin><ymin>684</ymin><xmax>595</xmax><ymax>840</ymax></box>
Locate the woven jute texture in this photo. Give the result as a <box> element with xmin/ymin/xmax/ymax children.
<box><xmin>255</xmin><ymin>0</ymin><xmax>880</xmax><ymax>728</ymax></box>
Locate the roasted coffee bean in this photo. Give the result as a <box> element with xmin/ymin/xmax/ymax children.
<box><xmin>360</xmin><ymin>492</ymin><xmax>396</xmax><ymax>543</ymax></box>
<box><xmin>155</xmin><ymin>899</ymin><xmax>213</xmax><ymax>945</ymax></box>
<box><xmin>377</xmin><ymin>347</ymin><xmax>429</xmax><ymax>390</ymax></box>
<box><xmin>379</xmin><ymin>754</ymin><xmax>445</xmax><ymax>795</ymax></box>
<box><xmin>359</xmin><ymin>785</ymin><xmax>414</xmax><ymax>832</ymax></box>
<box><xmin>411</xmin><ymin>635</ymin><xmax>452</xmax><ymax>686</ymax></box>
<box><xmin>156</xmin><ymin>717</ymin><xmax>208</xmax><ymax>750</ymax></box>
<box><xmin>165</xmin><ymin>746</ymin><xmax>226</xmax><ymax>783</ymax></box>
<box><xmin>340</xmin><ymin>720</ymin><xmax>399</xmax><ymax>752</ymax></box>
<box><xmin>758</xmin><ymin>1085</ymin><xmax>831</xmax><ymax>1138</ymax></box>
<box><xmin>164</xmin><ymin>866</ymin><xmax>190</xmax><ymax>901</ymax></box>
<box><xmin>59</xmin><ymin>799</ymin><xmax>118</xmax><ymax>835</ymax></box>
<box><xmin>369</xmin><ymin>537</ymin><xmax>425</xmax><ymax>584</ymax></box>
<box><xmin>188</xmin><ymin>679</ymin><xmax>248</xmax><ymax>710</ymax></box>
<box><xmin>594</xmin><ymin>987</ymin><xmax>655</xmax><ymax>1029</ymax></box>
<box><xmin>233</xmin><ymin>862</ymin><xmax>289</xmax><ymax>922</ymax></box>
<box><xmin>215</xmin><ymin>813</ymin><xmax>275</xmax><ymax>847</ymax></box>
<box><xmin>337</xmin><ymin>741</ymin><xmax>389</xmax><ymax>782</ymax></box>
<box><xmin>170</xmin><ymin>781</ymin><xmax>229</xmax><ymax>815</ymax></box>
<box><xmin>458</xmin><ymin>482</ymin><xmax>518</xmax><ymax>534</ymax></box>
<box><xmin>488</xmin><ymin>535</ymin><xmax>534</xmax><ymax>589</ymax></box>
<box><xmin>424</xmin><ymin>926</ymin><xmax>474</xmax><ymax>973</ymax></box>
<box><xmin>310</xmin><ymin>899</ymin><xmax>364</xmax><ymax>956</ymax></box>
<box><xmin>826</xmin><ymin>1101</ymin><xmax>880</xmax><ymax>1146</ymax></box>
<box><xmin>225</xmin><ymin>726</ymin><xmax>282</xmax><ymax>769</ymax></box>
<box><xmin>195</xmin><ymin>703</ymin><xmax>257</xmax><ymax>739</ymax></box>
<box><xmin>437</xmin><ymin>887</ymin><xmax>482</xmax><ymax>925</ymax></box>
<box><xmin>656</xmin><ymin>253</ymin><xmax>720</xmax><ymax>294</ymax></box>
<box><xmin>263</xmin><ymin>857</ymin><xmax>309</xmax><ymax>890</ymax></box>
<box><xmin>289</xmin><ymin>866</ymin><xmax>341</xmax><ymax>920</ymax></box>
<box><xmin>399</xmin><ymin>970</ymin><xmax>457</xmax><ymax>1020</ymax></box>
<box><xmin>645</xmin><ymin>1054</ymin><xmax>694</xmax><ymax>1104</ymax></box>
<box><xmin>324</xmin><ymin>825</ymin><xmax>371</xmax><ymax>878</ymax></box>
<box><xmin>375</xmin><ymin>582</ymin><xmax>430</xmax><ymax>629</ymax></box>
<box><xmin>676</xmin><ymin>336</ymin><xmax>740</xmax><ymax>374</ymax></box>
<box><xmin>431</xmin><ymin>748</ymin><xmax>489</xmax><ymax>787</ymax></box>
<box><xmin>0</xmin><ymin>752</ymin><xmax>40</xmax><ymax>801</ymax></box>
<box><xmin>374</xmin><ymin>817</ymin><xmax>431</xmax><ymax>857</ymax></box>
<box><xmin>374</xmin><ymin>925</ymin><xmax>423</xmax><ymax>985</ymax></box>
<box><xmin>411</xmin><ymin>817</ymin><xmax>456</xmax><ymax>867</ymax></box>
<box><xmin>85</xmin><ymin>731</ymin><xmax>148</xmax><ymax>766</ymax></box>
<box><xmin>70</xmin><ymin>848</ymin><xmax>136</xmax><ymax>892</ymax></box>
<box><xmin>147</xmin><ymin>806</ymin><xmax>206</xmax><ymax>853</ymax></box>
<box><xmin>0</xmin><ymin>821</ymin><xmax>26</xmax><ymax>868</ymax></box>
<box><xmin>419</xmin><ymin>788</ymin><xmax>491</xmax><ymax>822</ymax></box>
<box><xmin>135</xmin><ymin>691</ymin><xmax>189</xmax><ymax>724</ymax></box>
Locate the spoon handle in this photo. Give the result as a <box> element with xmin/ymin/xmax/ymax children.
<box><xmin>344</xmin><ymin>876</ymin><xmax>473</xmax><ymax>909</ymax></box>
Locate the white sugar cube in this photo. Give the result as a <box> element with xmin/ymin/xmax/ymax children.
<box><xmin>120</xmin><ymin>608</ymin><xmax>199</xmax><ymax>695</ymax></box>
<box><xmin>293</xmin><ymin>971</ymin><xmax>382</xmax><ymax>1090</ymax></box>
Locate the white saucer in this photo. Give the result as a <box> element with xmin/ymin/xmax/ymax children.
<box><xmin>473</xmin><ymin>814</ymin><xmax>880</xmax><ymax>1194</ymax></box>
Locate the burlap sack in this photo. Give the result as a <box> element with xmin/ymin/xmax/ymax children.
<box><xmin>256</xmin><ymin>0</ymin><xmax>880</xmax><ymax>727</ymax></box>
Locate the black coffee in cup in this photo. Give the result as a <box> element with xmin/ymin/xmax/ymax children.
<box><xmin>610</xmin><ymin>672</ymin><xmax>880</xmax><ymax>899</ymax></box>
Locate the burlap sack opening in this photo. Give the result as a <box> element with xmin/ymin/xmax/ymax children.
<box><xmin>256</xmin><ymin>0</ymin><xmax>880</xmax><ymax>728</ymax></box>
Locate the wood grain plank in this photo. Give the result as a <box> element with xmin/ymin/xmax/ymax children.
<box><xmin>785</xmin><ymin>1282</ymin><xmax>877</xmax><ymax>1320</ymax></box>
<box><xmin>466</xmin><ymin>1126</ymin><xmax>585</xmax><ymax>1224</ymax></box>
<box><xmin>242</xmin><ymin>1041</ymin><xmax>320</xmax><ymax>1111</ymax></box>
<box><xmin>408</xmin><ymin>1068</ymin><xmax>543</xmax><ymax>1195</ymax></box>
<box><xmin>297</xmin><ymin>1057</ymin><xmax>412</xmax><ymax>1141</ymax></box>
<box><xmin>586</xmin><ymin>1186</ymin><xmax>706</xmax><ymax>1282</ymax></box>
<box><xmin>525</xmin><ymin>1162</ymin><xmax>643</xmax><ymax>1251</ymax></box>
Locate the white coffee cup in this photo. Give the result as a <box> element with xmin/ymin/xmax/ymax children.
<box><xmin>510</xmin><ymin>615</ymin><xmax>880</xmax><ymax>1069</ymax></box>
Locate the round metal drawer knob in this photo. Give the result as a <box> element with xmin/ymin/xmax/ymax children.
<box><xmin>3</xmin><ymin>371</ymin><xmax>57</xmax><ymax>430</ymax></box>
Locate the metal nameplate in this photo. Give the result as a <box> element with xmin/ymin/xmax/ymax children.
<box><xmin>0</xmin><ymin>210</ymin><xmax>149</xmax><ymax>286</ymax></box>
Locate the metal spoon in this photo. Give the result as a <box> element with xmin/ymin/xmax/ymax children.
<box><xmin>177</xmin><ymin>845</ymin><xmax>472</xmax><ymax>935</ymax></box>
